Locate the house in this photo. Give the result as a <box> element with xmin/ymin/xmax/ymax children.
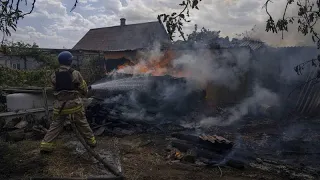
<box><xmin>0</xmin><ymin>51</ymin><xmax>41</xmax><ymax>70</ymax></box>
<box><xmin>72</xmin><ymin>18</ymin><xmax>171</xmax><ymax>72</ymax></box>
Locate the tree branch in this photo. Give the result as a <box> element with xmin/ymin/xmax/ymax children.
<box><xmin>157</xmin><ymin>0</ymin><xmax>202</xmax><ymax>41</ymax></box>
<box><xmin>70</xmin><ymin>0</ymin><xmax>78</xmax><ymax>12</ymax></box>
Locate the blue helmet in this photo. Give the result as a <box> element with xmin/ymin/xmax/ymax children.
<box><xmin>58</xmin><ymin>51</ymin><xmax>73</xmax><ymax>66</ymax></box>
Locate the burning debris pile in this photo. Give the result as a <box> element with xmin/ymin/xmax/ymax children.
<box><xmin>86</xmin><ymin>44</ymin><xmax>257</xmax><ymax>130</ymax></box>
<box><xmin>86</xmin><ymin>74</ymin><xmax>205</xmax><ymax>136</ymax></box>
<box><xmin>81</xmin><ymin>42</ymin><xmax>320</xmax><ymax>179</ymax></box>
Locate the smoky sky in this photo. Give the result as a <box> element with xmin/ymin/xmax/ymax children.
<box><xmin>3</xmin><ymin>0</ymin><xmax>312</xmax><ymax>48</ymax></box>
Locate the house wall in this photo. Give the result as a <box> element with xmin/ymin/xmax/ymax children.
<box><xmin>0</xmin><ymin>53</ymin><xmax>41</xmax><ymax>70</ymax></box>
<box><xmin>104</xmin><ymin>51</ymin><xmax>137</xmax><ymax>72</ymax></box>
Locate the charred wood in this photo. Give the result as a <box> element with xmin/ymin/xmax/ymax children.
<box><xmin>171</xmin><ymin>140</ymin><xmax>245</xmax><ymax>169</ymax></box>
<box><xmin>171</xmin><ymin>140</ymin><xmax>225</xmax><ymax>160</ymax></box>
<box><xmin>171</xmin><ymin>133</ymin><xmax>233</xmax><ymax>154</ymax></box>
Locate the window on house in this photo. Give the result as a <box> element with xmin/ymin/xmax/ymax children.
<box><xmin>11</xmin><ymin>63</ymin><xmax>21</xmax><ymax>69</ymax></box>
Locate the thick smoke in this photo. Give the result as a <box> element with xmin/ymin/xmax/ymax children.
<box><xmin>173</xmin><ymin>47</ymin><xmax>252</xmax><ymax>90</ymax></box>
<box><xmin>97</xmin><ymin>41</ymin><xmax>280</xmax><ymax>126</ymax></box>
<box><xmin>95</xmin><ymin>76</ymin><xmax>199</xmax><ymax>122</ymax></box>
<box><xmin>252</xmin><ymin>46</ymin><xmax>319</xmax><ymax>85</ymax></box>
<box><xmin>200</xmin><ymin>84</ymin><xmax>279</xmax><ymax>127</ymax></box>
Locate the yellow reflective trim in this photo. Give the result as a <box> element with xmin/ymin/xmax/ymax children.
<box><xmin>87</xmin><ymin>136</ymin><xmax>96</xmax><ymax>146</ymax></box>
<box><xmin>40</xmin><ymin>142</ymin><xmax>55</xmax><ymax>146</ymax></box>
<box><xmin>40</xmin><ymin>142</ymin><xmax>55</xmax><ymax>150</ymax></box>
<box><xmin>90</xmin><ymin>137</ymin><xmax>96</xmax><ymax>144</ymax></box>
<box><xmin>79</xmin><ymin>80</ymin><xmax>87</xmax><ymax>89</ymax></box>
<box><xmin>53</xmin><ymin>105</ymin><xmax>83</xmax><ymax>115</ymax></box>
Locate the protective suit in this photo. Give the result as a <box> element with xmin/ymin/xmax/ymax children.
<box><xmin>40</xmin><ymin>51</ymin><xmax>96</xmax><ymax>152</ymax></box>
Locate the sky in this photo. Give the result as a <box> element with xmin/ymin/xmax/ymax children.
<box><xmin>4</xmin><ymin>0</ymin><xmax>316</xmax><ymax>48</ymax></box>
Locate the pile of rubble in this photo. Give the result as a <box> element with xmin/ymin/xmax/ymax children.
<box><xmin>0</xmin><ymin>114</ymin><xmax>49</xmax><ymax>142</ymax></box>
<box><xmin>166</xmin><ymin>132</ymin><xmax>245</xmax><ymax>169</ymax></box>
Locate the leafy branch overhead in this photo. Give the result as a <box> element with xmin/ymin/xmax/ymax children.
<box><xmin>264</xmin><ymin>0</ymin><xmax>320</xmax><ymax>75</ymax></box>
<box><xmin>1</xmin><ymin>0</ymin><xmax>200</xmax><ymax>42</ymax></box>
<box><xmin>158</xmin><ymin>0</ymin><xmax>202</xmax><ymax>41</ymax></box>
<box><xmin>0</xmin><ymin>0</ymin><xmax>79</xmax><ymax>42</ymax></box>
<box><xmin>0</xmin><ymin>0</ymin><xmax>36</xmax><ymax>41</ymax></box>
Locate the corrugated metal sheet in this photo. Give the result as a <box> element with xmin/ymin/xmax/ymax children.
<box><xmin>219</xmin><ymin>40</ymin><xmax>265</xmax><ymax>50</ymax></box>
<box><xmin>238</xmin><ymin>41</ymin><xmax>265</xmax><ymax>50</ymax></box>
<box><xmin>72</xmin><ymin>21</ymin><xmax>170</xmax><ymax>51</ymax></box>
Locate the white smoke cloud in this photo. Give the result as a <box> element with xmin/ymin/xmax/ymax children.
<box><xmin>173</xmin><ymin>47</ymin><xmax>252</xmax><ymax>90</ymax></box>
<box><xmin>103</xmin><ymin>40</ymin><xmax>282</xmax><ymax>127</ymax></box>
<box><xmin>200</xmin><ymin>84</ymin><xmax>279</xmax><ymax>127</ymax></box>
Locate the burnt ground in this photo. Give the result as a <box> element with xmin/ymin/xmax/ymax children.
<box><xmin>1</xmin><ymin>116</ymin><xmax>320</xmax><ymax>180</ymax></box>
<box><xmin>0</xmin><ymin>135</ymin><xmax>286</xmax><ymax>180</ymax></box>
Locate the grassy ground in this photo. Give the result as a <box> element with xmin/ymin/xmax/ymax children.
<box><xmin>0</xmin><ymin>133</ymin><xmax>290</xmax><ymax>180</ymax></box>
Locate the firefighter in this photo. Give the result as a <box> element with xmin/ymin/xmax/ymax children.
<box><xmin>40</xmin><ymin>51</ymin><xmax>96</xmax><ymax>153</ymax></box>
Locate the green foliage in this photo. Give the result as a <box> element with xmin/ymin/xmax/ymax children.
<box><xmin>172</xmin><ymin>24</ymin><xmax>225</xmax><ymax>49</ymax></box>
<box><xmin>158</xmin><ymin>0</ymin><xmax>202</xmax><ymax>41</ymax></box>
<box><xmin>1</xmin><ymin>40</ymin><xmax>59</xmax><ymax>69</ymax></box>
<box><xmin>187</xmin><ymin>24</ymin><xmax>221</xmax><ymax>42</ymax></box>
<box><xmin>80</xmin><ymin>55</ymin><xmax>105</xmax><ymax>84</ymax></box>
<box><xmin>264</xmin><ymin>0</ymin><xmax>318</xmax><ymax>40</ymax></box>
<box><xmin>0</xmin><ymin>0</ymin><xmax>35</xmax><ymax>41</ymax></box>
<box><xmin>235</xmin><ymin>25</ymin><xmax>263</xmax><ymax>42</ymax></box>
<box><xmin>0</xmin><ymin>66</ymin><xmax>52</xmax><ymax>87</ymax></box>
<box><xmin>0</xmin><ymin>41</ymin><xmax>57</xmax><ymax>87</ymax></box>
<box><xmin>264</xmin><ymin>0</ymin><xmax>320</xmax><ymax>75</ymax></box>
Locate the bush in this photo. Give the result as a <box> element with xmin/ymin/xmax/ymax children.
<box><xmin>0</xmin><ymin>67</ymin><xmax>53</xmax><ymax>87</ymax></box>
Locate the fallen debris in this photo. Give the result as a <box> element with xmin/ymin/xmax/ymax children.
<box><xmin>250</xmin><ymin>158</ymin><xmax>319</xmax><ymax>180</ymax></box>
<box><xmin>167</xmin><ymin>133</ymin><xmax>246</xmax><ymax>170</ymax></box>
<box><xmin>171</xmin><ymin>133</ymin><xmax>233</xmax><ymax>153</ymax></box>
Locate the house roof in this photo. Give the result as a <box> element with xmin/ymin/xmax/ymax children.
<box><xmin>72</xmin><ymin>21</ymin><xmax>170</xmax><ymax>51</ymax></box>
<box><xmin>237</xmin><ymin>40</ymin><xmax>265</xmax><ymax>50</ymax></box>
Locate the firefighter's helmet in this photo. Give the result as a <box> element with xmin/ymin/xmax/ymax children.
<box><xmin>58</xmin><ymin>51</ymin><xmax>73</xmax><ymax>66</ymax></box>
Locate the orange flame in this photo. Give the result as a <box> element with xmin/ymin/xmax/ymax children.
<box><xmin>116</xmin><ymin>50</ymin><xmax>190</xmax><ymax>77</ymax></box>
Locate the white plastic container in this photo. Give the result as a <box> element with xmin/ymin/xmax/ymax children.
<box><xmin>6</xmin><ymin>93</ymin><xmax>53</xmax><ymax>111</ymax></box>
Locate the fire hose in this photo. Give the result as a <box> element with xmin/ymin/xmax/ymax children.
<box><xmin>70</xmin><ymin>122</ymin><xmax>123</xmax><ymax>177</ymax></box>
<box><xmin>31</xmin><ymin>100</ymin><xmax>124</xmax><ymax>180</ymax></box>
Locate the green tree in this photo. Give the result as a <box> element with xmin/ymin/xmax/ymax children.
<box><xmin>187</xmin><ymin>24</ymin><xmax>221</xmax><ymax>42</ymax></box>
<box><xmin>1</xmin><ymin>40</ymin><xmax>59</xmax><ymax>69</ymax></box>
<box><xmin>158</xmin><ymin>0</ymin><xmax>202</xmax><ymax>41</ymax></box>
<box><xmin>0</xmin><ymin>0</ymin><xmax>79</xmax><ymax>42</ymax></box>
<box><xmin>0</xmin><ymin>40</ymin><xmax>57</xmax><ymax>87</ymax></box>
<box><xmin>173</xmin><ymin>24</ymin><xmax>233</xmax><ymax>49</ymax></box>
<box><xmin>1</xmin><ymin>0</ymin><xmax>200</xmax><ymax>42</ymax></box>
<box><xmin>263</xmin><ymin>0</ymin><xmax>320</xmax><ymax>75</ymax></box>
